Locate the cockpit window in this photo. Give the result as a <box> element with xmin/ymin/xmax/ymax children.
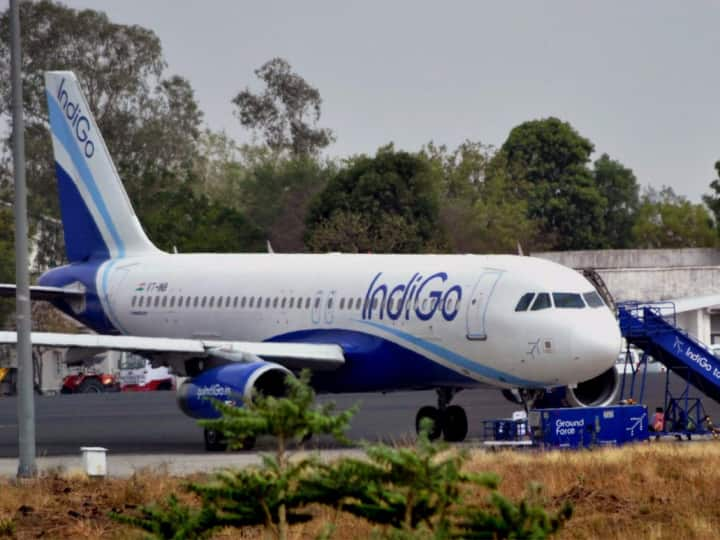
<box><xmin>515</xmin><ymin>293</ymin><xmax>535</xmax><ymax>312</ymax></box>
<box><xmin>530</xmin><ymin>293</ymin><xmax>552</xmax><ymax>311</ymax></box>
<box><xmin>583</xmin><ymin>291</ymin><xmax>605</xmax><ymax>308</ymax></box>
<box><xmin>553</xmin><ymin>293</ymin><xmax>585</xmax><ymax>308</ymax></box>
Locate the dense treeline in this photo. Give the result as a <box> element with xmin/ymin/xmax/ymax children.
<box><xmin>0</xmin><ymin>0</ymin><xmax>719</xmax><ymax>286</ymax></box>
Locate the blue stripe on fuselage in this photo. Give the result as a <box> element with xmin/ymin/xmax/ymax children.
<box><xmin>267</xmin><ymin>328</ymin><xmax>478</xmax><ymax>392</ymax></box>
<box><xmin>356</xmin><ymin>320</ymin><xmax>543</xmax><ymax>387</ymax></box>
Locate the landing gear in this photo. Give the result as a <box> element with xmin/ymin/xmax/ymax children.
<box><xmin>203</xmin><ymin>428</ymin><xmax>256</xmax><ymax>452</ymax></box>
<box><xmin>204</xmin><ymin>428</ymin><xmax>228</xmax><ymax>452</ymax></box>
<box><xmin>415</xmin><ymin>388</ymin><xmax>468</xmax><ymax>442</ymax></box>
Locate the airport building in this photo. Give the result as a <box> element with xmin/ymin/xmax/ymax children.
<box><xmin>535</xmin><ymin>248</ymin><xmax>720</xmax><ymax>345</ymax></box>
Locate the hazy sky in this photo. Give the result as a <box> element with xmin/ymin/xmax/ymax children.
<box><xmin>17</xmin><ymin>1</ymin><xmax>720</xmax><ymax>201</ymax></box>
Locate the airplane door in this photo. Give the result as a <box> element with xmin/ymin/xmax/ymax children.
<box><xmin>466</xmin><ymin>270</ymin><xmax>503</xmax><ymax>340</ymax></box>
<box><xmin>324</xmin><ymin>290</ymin><xmax>336</xmax><ymax>324</ymax></box>
<box><xmin>312</xmin><ymin>290</ymin><xmax>324</xmax><ymax>324</ymax></box>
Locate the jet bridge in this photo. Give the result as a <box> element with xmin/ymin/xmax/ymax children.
<box><xmin>618</xmin><ymin>302</ymin><xmax>720</xmax><ymax>433</ymax></box>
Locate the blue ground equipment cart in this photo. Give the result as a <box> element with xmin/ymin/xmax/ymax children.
<box><xmin>529</xmin><ymin>405</ymin><xmax>648</xmax><ymax>449</ymax></box>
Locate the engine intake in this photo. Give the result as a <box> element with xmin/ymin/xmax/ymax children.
<box><xmin>177</xmin><ymin>361</ymin><xmax>290</xmax><ymax>419</ymax></box>
<box><xmin>502</xmin><ymin>367</ymin><xmax>621</xmax><ymax>409</ymax></box>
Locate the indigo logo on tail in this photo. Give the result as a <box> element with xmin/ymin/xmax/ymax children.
<box><xmin>56</xmin><ymin>78</ymin><xmax>95</xmax><ymax>158</ymax></box>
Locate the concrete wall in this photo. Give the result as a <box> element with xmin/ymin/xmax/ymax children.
<box><xmin>534</xmin><ymin>248</ymin><xmax>720</xmax><ymax>269</ymax></box>
<box><xmin>597</xmin><ymin>267</ymin><xmax>720</xmax><ymax>302</ymax></box>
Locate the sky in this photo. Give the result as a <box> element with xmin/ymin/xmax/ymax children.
<box><xmin>12</xmin><ymin>1</ymin><xmax>720</xmax><ymax>202</ymax></box>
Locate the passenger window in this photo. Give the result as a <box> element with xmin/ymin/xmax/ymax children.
<box><xmin>281</xmin><ymin>297</ymin><xmax>286</xmax><ymax>309</ymax></box>
<box><xmin>257</xmin><ymin>297</ymin><xmax>262</xmax><ymax>308</ymax></box>
<box><xmin>154</xmin><ymin>296</ymin><xmax>160</xmax><ymax>308</ymax></box>
<box><xmin>161</xmin><ymin>296</ymin><xmax>168</xmax><ymax>308</ymax></box>
<box><xmin>193</xmin><ymin>296</ymin><xmax>199</xmax><ymax>308</ymax></box>
<box><xmin>177</xmin><ymin>296</ymin><xmax>183</xmax><ymax>308</ymax></box>
<box><xmin>273</xmin><ymin>297</ymin><xmax>279</xmax><ymax>309</ymax></box>
<box><xmin>138</xmin><ymin>296</ymin><xmax>144</xmax><ymax>307</ymax></box>
<box><xmin>328</xmin><ymin>298</ymin><xmax>333</xmax><ymax>309</ymax></box>
<box><xmin>265</xmin><ymin>298</ymin><xmax>271</xmax><ymax>308</ymax></box>
<box><xmin>233</xmin><ymin>296</ymin><xmax>238</xmax><ymax>308</ymax></box>
<box><xmin>169</xmin><ymin>296</ymin><xmax>175</xmax><ymax>308</ymax></box>
<box><xmin>553</xmin><ymin>293</ymin><xmax>585</xmax><ymax>309</ymax></box>
<box><xmin>241</xmin><ymin>297</ymin><xmax>246</xmax><ymax>308</ymax></box>
<box><xmin>340</xmin><ymin>298</ymin><xmax>345</xmax><ymax>310</ymax></box>
<box><xmin>248</xmin><ymin>297</ymin><xmax>254</xmax><ymax>308</ymax></box>
<box><xmin>530</xmin><ymin>293</ymin><xmax>551</xmax><ymax>311</ymax></box>
<box><xmin>515</xmin><ymin>293</ymin><xmax>535</xmax><ymax>312</ymax></box>
<box><xmin>356</xmin><ymin>298</ymin><xmax>362</xmax><ymax>310</ymax></box>
<box><xmin>306</xmin><ymin>298</ymin><xmax>311</xmax><ymax>309</ymax></box>
<box><xmin>131</xmin><ymin>296</ymin><xmax>137</xmax><ymax>307</ymax></box>
<box><xmin>289</xmin><ymin>297</ymin><xmax>294</xmax><ymax>309</ymax></box>
<box><xmin>201</xmin><ymin>296</ymin><xmax>207</xmax><ymax>308</ymax></box>
<box><xmin>583</xmin><ymin>291</ymin><xmax>605</xmax><ymax>308</ymax></box>
<box><xmin>315</xmin><ymin>297</ymin><xmax>321</xmax><ymax>309</ymax></box>
<box><xmin>208</xmin><ymin>296</ymin><xmax>214</xmax><ymax>308</ymax></box>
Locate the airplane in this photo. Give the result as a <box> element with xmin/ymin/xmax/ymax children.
<box><xmin>0</xmin><ymin>71</ymin><xmax>622</xmax><ymax>450</ymax></box>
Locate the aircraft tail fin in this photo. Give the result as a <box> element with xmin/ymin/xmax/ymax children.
<box><xmin>44</xmin><ymin>71</ymin><xmax>160</xmax><ymax>262</ymax></box>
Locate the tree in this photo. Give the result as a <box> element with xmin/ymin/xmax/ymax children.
<box><xmin>233</xmin><ymin>58</ymin><xmax>334</xmax><ymax>157</ymax></box>
<box><xmin>305</xmin><ymin>145</ymin><xmax>445</xmax><ymax>253</ymax></box>
<box><xmin>702</xmin><ymin>160</ymin><xmax>720</xmax><ymax>235</ymax></box>
<box><xmin>0</xmin><ymin>1</ymin><xmax>203</xmax><ymax>266</ymax></box>
<box><xmin>138</xmin><ymin>181</ymin><xmax>266</xmax><ymax>253</ymax></box>
<box><xmin>422</xmin><ymin>142</ymin><xmax>540</xmax><ymax>254</ymax></box>
<box><xmin>498</xmin><ymin>118</ymin><xmax>607</xmax><ymax>250</ymax></box>
<box><xmin>236</xmin><ymin>148</ymin><xmax>335</xmax><ymax>252</ymax></box>
<box><xmin>115</xmin><ymin>375</ymin><xmax>570</xmax><ymax>540</ymax></box>
<box><xmin>593</xmin><ymin>154</ymin><xmax>640</xmax><ymax>248</ymax></box>
<box><xmin>632</xmin><ymin>186</ymin><xmax>717</xmax><ymax>248</ymax></box>
<box><xmin>0</xmin><ymin>206</ymin><xmax>14</xmax><ymax>328</ymax></box>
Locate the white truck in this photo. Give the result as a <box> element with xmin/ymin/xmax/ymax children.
<box><xmin>118</xmin><ymin>352</ymin><xmax>174</xmax><ymax>392</ymax></box>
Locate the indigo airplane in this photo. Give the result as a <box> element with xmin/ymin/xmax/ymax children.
<box><xmin>0</xmin><ymin>72</ymin><xmax>622</xmax><ymax>450</ymax></box>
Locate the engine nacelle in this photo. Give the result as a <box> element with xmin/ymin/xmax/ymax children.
<box><xmin>177</xmin><ymin>361</ymin><xmax>290</xmax><ymax>419</ymax></box>
<box><xmin>503</xmin><ymin>367</ymin><xmax>621</xmax><ymax>409</ymax></box>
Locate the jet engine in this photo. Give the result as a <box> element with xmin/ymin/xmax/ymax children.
<box><xmin>503</xmin><ymin>366</ymin><xmax>620</xmax><ymax>409</ymax></box>
<box><xmin>177</xmin><ymin>361</ymin><xmax>290</xmax><ymax>419</ymax></box>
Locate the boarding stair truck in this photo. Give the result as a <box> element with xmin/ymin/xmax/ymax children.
<box><xmin>617</xmin><ymin>301</ymin><xmax>720</xmax><ymax>436</ymax></box>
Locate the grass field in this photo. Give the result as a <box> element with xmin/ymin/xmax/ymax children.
<box><xmin>1</xmin><ymin>441</ymin><xmax>719</xmax><ymax>539</ymax></box>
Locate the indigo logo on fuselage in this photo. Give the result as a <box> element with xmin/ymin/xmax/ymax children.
<box><xmin>57</xmin><ymin>78</ymin><xmax>95</xmax><ymax>158</ymax></box>
<box><xmin>363</xmin><ymin>272</ymin><xmax>462</xmax><ymax>322</ymax></box>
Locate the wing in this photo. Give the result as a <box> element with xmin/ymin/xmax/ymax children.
<box><xmin>0</xmin><ymin>331</ymin><xmax>345</xmax><ymax>375</ymax></box>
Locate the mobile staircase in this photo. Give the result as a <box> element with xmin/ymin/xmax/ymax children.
<box><xmin>617</xmin><ymin>301</ymin><xmax>717</xmax><ymax>438</ymax></box>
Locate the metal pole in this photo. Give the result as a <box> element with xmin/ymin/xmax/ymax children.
<box><xmin>10</xmin><ymin>0</ymin><xmax>36</xmax><ymax>479</ymax></box>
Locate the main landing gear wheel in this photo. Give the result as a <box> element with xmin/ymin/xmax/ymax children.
<box><xmin>204</xmin><ymin>428</ymin><xmax>228</xmax><ymax>452</ymax></box>
<box><xmin>416</xmin><ymin>406</ymin><xmax>443</xmax><ymax>440</ymax></box>
<box><xmin>415</xmin><ymin>388</ymin><xmax>468</xmax><ymax>442</ymax></box>
<box><xmin>442</xmin><ymin>405</ymin><xmax>468</xmax><ymax>442</ymax></box>
<box><xmin>204</xmin><ymin>428</ymin><xmax>256</xmax><ymax>452</ymax></box>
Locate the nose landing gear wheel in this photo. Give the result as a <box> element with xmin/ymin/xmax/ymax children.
<box><xmin>415</xmin><ymin>406</ymin><xmax>442</xmax><ymax>440</ymax></box>
<box><xmin>442</xmin><ymin>405</ymin><xmax>468</xmax><ymax>442</ymax></box>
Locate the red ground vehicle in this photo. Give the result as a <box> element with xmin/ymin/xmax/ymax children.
<box><xmin>61</xmin><ymin>371</ymin><xmax>120</xmax><ymax>393</ymax></box>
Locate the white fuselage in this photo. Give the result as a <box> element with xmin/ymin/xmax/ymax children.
<box><xmin>95</xmin><ymin>253</ymin><xmax>621</xmax><ymax>391</ymax></box>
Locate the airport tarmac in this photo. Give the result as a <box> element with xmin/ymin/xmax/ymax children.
<box><xmin>0</xmin><ymin>371</ymin><xmax>718</xmax><ymax>476</ymax></box>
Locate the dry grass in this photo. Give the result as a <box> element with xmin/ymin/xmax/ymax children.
<box><xmin>1</xmin><ymin>442</ymin><xmax>720</xmax><ymax>538</ymax></box>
